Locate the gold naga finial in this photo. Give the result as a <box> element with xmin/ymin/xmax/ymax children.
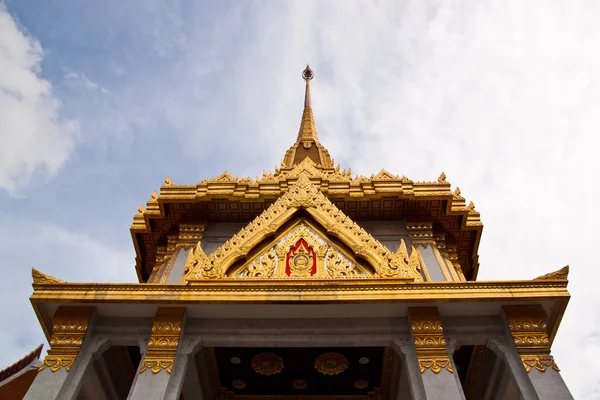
<box><xmin>437</xmin><ymin>172</ymin><xmax>447</xmax><ymax>183</ymax></box>
<box><xmin>137</xmin><ymin>204</ymin><xmax>145</xmax><ymax>215</ymax></box>
<box><xmin>534</xmin><ymin>265</ymin><xmax>569</xmax><ymax>281</ymax></box>
<box><xmin>32</xmin><ymin>268</ymin><xmax>66</xmax><ymax>284</ymax></box>
<box><xmin>164</xmin><ymin>176</ymin><xmax>173</xmax><ymax>187</ymax></box>
<box><xmin>151</xmin><ymin>190</ymin><xmax>158</xmax><ymax>201</ymax></box>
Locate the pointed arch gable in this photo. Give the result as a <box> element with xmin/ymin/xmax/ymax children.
<box><xmin>182</xmin><ymin>174</ymin><xmax>423</xmax><ymax>282</ymax></box>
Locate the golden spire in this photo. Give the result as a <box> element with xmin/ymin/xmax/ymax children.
<box><xmin>297</xmin><ymin>65</ymin><xmax>318</xmax><ymax>142</ymax></box>
<box><xmin>281</xmin><ymin>65</ymin><xmax>334</xmax><ymax>169</ymax></box>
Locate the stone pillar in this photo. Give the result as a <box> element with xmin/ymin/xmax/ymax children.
<box><xmin>24</xmin><ymin>306</ymin><xmax>95</xmax><ymax>400</ymax></box>
<box><xmin>408</xmin><ymin>307</ymin><xmax>465</xmax><ymax>400</ymax></box>
<box><xmin>128</xmin><ymin>307</ymin><xmax>188</xmax><ymax>400</ymax></box>
<box><xmin>392</xmin><ymin>339</ymin><xmax>427</xmax><ymax>400</ymax></box>
<box><xmin>502</xmin><ymin>305</ymin><xmax>574</xmax><ymax>399</ymax></box>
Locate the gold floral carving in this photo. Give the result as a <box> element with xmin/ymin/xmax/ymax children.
<box><xmin>503</xmin><ymin>305</ymin><xmax>558</xmax><ymax>373</ymax></box>
<box><xmin>238</xmin><ymin>247</ymin><xmax>277</xmax><ymax>278</ymax></box>
<box><xmin>251</xmin><ymin>353</ymin><xmax>284</xmax><ymax>375</ymax></box>
<box><xmin>40</xmin><ymin>307</ymin><xmax>94</xmax><ymax>372</ymax></box>
<box><xmin>534</xmin><ymin>265</ymin><xmax>569</xmax><ymax>281</ymax></box>
<box><xmin>182</xmin><ymin>174</ymin><xmax>423</xmax><ymax>282</ymax></box>
<box><xmin>32</xmin><ymin>268</ymin><xmax>66</xmax><ymax>284</ymax></box>
<box><xmin>314</xmin><ymin>352</ymin><xmax>348</xmax><ymax>375</ymax></box>
<box><xmin>326</xmin><ymin>249</ymin><xmax>361</xmax><ymax>278</ymax></box>
<box><xmin>139</xmin><ymin>307</ymin><xmax>185</xmax><ymax>374</ymax></box>
<box><xmin>409</xmin><ymin>308</ymin><xmax>453</xmax><ymax>374</ymax></box>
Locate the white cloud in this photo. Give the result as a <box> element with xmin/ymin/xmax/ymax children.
<box><xmin>0</xmin><ymin>214</ymin><xmax>135</xmax><ymax>368</ymax></box>
<box><xmin>163</xmin><ymin>1</ymin><xmax>598</xmax><ymax>396</ymax></box>
<box><xmin>0</xmin><ymin>5</ymin><xmax>78</xmax><ymax>195</ymax></box>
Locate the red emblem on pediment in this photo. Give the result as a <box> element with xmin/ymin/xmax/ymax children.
<box><xmin>285</xmin><ymin>239</ymin><xmax>317</xmax><ymax>277</ymax></box>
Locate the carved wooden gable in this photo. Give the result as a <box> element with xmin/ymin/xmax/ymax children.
<box><xmin>181</xmin><ymin>174</ymin><xmax>423</xmax><ymax>283</ymax></box>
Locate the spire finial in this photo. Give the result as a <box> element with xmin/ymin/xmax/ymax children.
<box><xmin>297</xmin><ymin>65</ymin><xmax>317</xmax><ymax>142</ymax></box>
<box><xmin>281</xmin><ymin>65</ymin><xmax>334</xmax><ymax>169</ymax></box>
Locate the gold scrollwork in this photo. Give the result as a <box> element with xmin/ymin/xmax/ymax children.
<box><xmin>410</xmin><ymin>307</ymin><xmax>453</xmax><ymax>375</ymax></box>
<box><xmin>139</xmin><ymin>308</ymin><xmax>185</xmax><ymax>374</ymax></box>
<box><xmin>238</xmin><ymin>247</ymin><xmax>277</xmax><ymax>278</ymax></box>
<box><xmin>39</xmin><ymin>307</ymin><xmax>94</xmax><ymax>373</ymax></box>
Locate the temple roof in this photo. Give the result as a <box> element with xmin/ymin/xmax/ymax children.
<box><xmin>129</xmin><ymin>66</ymin><xmax>483</xmax><ymax>282</ymax></box>
<box><xmin>0</xmin><ymin>344</ymin><xmax>43</xmax><ymax>400</ymax></box>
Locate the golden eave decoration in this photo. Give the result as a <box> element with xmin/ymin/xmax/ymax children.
<box><xmin>181</xmin><ymin>174</ymin><xmax>424</xmax><ymax>282</ymax></box>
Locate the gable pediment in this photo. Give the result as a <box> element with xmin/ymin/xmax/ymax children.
<box><xmin>181</xmin><ymin>174</ymin><xmax>423</xmax><ymax>283</ymax></box>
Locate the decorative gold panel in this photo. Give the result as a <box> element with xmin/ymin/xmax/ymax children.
<box><xmin>40</xmin><ymin>307</ymin><xmax>94</xmax><ymax>372</ymax></box>
<box><xmin>503</xmin><ymin>305</ymin><xmax>559</xmax><ymax>373</ymax></box>
<box><xmin>139</xmin><ymin>307</ymin><xmax>185</xmax><ymax>374</ymax></box>
<box><xmin>409</xmin><ymin>307</ymin><xmax>453</xmax><ymax>374</ymax></box>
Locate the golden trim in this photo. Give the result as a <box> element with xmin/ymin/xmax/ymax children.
<box><xmin>139</xmin><ymin>307</ymin><xmax>185</xmax><ymax>374</ymax></box>
<box><xmin>431</xmin><ymin>246</ymin><xmax>453</xmax><ymax>281</ymax></box>
<box><xmin>409</xmin><ymin>307</ymin><xmax>453</xmax><ymax>374</ymax></box>
<box><xmin>183</xmin><ymin>175</ymin><xmax>423</xmax><ymax>282</ymax></box>
<box><xmin>40</xmin><ymin>307</ymin><xmax>94</xmax><ymax>372</ymax></box>
<box><xmin>521</xmin><ymin>355</ymin><xmax>560</xmax><ymax>373</ymax></box>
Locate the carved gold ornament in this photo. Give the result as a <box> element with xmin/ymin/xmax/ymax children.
<box><xmin>182</xmin><ymin>174</ymin><xmax>423</xmax><ymax>283</ymax></box>
<box><xmin>139</xmin><ymin>308</ymin><xmax>185</xmax><ymax>374</ymax></box>
<box><xmin>354</xmin><ymin>379</ymin><xmax>369</xmax><ymax>389</ymax></box>
<box><xmin>40</xmin><ymin>307</ymin><xmax>94</xmax><ymax>372</ymax></box>
<box><xmin>251</xmin><ymin>353</ymin><xmax>284</xmax><ymax>375</ymax></box>
<box><xmin>232</xmin><ymin>379</ymin><xmax>247</xmax><ymax>389</ymax></box>
<box><xmin>32</xmin><ymin>268</ymin><xmax>66</xmax><ymax>284</ymax></box>
<box><xmin>292</xmin><ymin>379</ymin><xmax>308</xmax><ymax>390</ymax></box>
<box><xmin>409</xmin><ymin>307</ymin><xmax>453</xmax><ymax>374</ymax></box>
<box><xmin>314</xmin><ymin>352</ymin><xmax>349</xmax><ymax>375</ymax></box>
<box><xmin>534</xmin><ymin>265</ymin><xmax>569</xmax><ymax>281</ymax></box>
<box><xmin>521</xmin><ymin>356</ymin><xmax>560</xmax><ymax>373</ymax></box>
<box><xmin>503</xmin><ymin>305</ymin><xmax>558</xmax><ymax>374</ymax></box>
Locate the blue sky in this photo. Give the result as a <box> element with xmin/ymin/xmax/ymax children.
<box><xmin>1</xmin><ymin>1</ymin><xmax>599</xmax><ymax>397</ymax></box>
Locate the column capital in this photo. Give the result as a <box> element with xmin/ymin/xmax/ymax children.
<box><xmin>502</xmin><ymin>305</ymin><xmax>559</xmax><ymax>373</ymax></box>
<box><xmin>408</xmin><ymin>307</ymin><xmax>453</xmax><ymax>374</ymax></box>
<box><xmin>40</xmin><ymin>306</ymin><xmax>95</xmax><ymax>373</ymax></box>
<box><xmin>139</xmin><ymin>307</ymin><xmax>186</xmax><ymax>375</ymax></box>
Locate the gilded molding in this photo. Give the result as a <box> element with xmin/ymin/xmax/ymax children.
<box><xmin>40</xmin><ymin>307</ymin><xmax>94</xmax><ymax>372</ymax></box>
<box><xmin>521</xmin><ymin>355</ymin><xmax>560</xmax><ymax>373</ymax></box>
<box><xmin>409</xmin><ymin>307</ymin><xmax>453</xmax><ymax>374</ymax></box>
<box><xmin>139</xmin><ymin>307</ymin><xmax>185</xmax><ymax>374</ymax></box>
<box><xmin>534</xmin><ymin>265</ymin><xmax>569</xmax><ymax>281</ymax></box>
<box><xmin>32</xmin><ymin>268</ymin><xmax>66</xmax><ymax>284</ymax></box>
<box><xmin>182</xmin><ymin>174</ymin><xmax>423</xmax><ymax>283</ymax></box>
<box><xmin>503</xmin><ymin>305</ymin><xmax>558</xmax><ymax>373</ymax></box>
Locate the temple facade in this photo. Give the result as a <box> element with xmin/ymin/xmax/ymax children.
<box><xmin>24</xmin><ymin>66</ymin><xmax>572</xmax><ymax>399</ymax></box>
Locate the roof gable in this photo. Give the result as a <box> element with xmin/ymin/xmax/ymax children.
<box><xmin>181</xmin><ymin>174</ymin><xmax>423</xmax><ymax>282</ymax></box>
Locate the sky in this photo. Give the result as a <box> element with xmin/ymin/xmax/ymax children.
<box><xmin>0</xmin><ymin>0</ymin><xmax>598</xmax><ymax>397</ymax></box>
